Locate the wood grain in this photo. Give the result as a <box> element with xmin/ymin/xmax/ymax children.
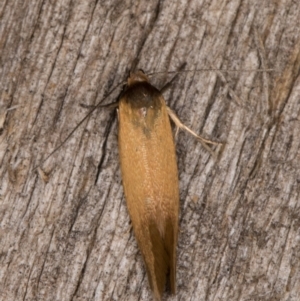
<box><xmin>0</xmin><ymin>1</ymin><xmax>300</xmax><ymax>300</ymax></box>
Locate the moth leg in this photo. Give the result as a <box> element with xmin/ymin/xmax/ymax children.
<box><xmin>37</xmin><ymin>167</ymin><xmax>49</xmax><ymax>183</ymax></box>
<box><xmin>126</xmin><ymin>220</ymin><xmax>134</xmax><ymax>235</ymax></box>
<box><xmin>160</xmin><ymin>78</ymin><xmax>178</xmax><ymax>94</ymax></box>
<box><xmin>166</xmin><ymin>106</ymin><xmax>220</xmax><ymax>158</ymax></box>
<box><xmin>0</xmin><ymin>105</ymin><xmax>20</xmax><ymax>133</ymax></box>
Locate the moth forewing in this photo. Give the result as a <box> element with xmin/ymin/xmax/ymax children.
<box><xmin>118</xmin><ymin>71</ymin><xmax>179</xmax><ymax>300</ymax></box>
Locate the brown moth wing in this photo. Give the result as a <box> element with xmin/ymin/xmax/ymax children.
<box><xmin>118</xmin><ymin>73</ymin><xmax>179</xmax><ymax>300</ymax></box>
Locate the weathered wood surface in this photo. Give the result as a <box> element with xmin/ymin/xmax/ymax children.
<box><xmin>1</xmin><ymin>1</ymin><xmax>300</xmax><ymax>300</ymax></box>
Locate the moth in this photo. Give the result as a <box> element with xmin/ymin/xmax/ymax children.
<box><xmin>118</xmin><ymin>70</ymin><xmax>217</xmax><ymax>300</ymax></box>
<box><xmin>37</xmin><ymin>67</ymin><xmax>222</xmax><ymax>300</ymax></box>
<box><xmin>118</xmin><ymin>71</ymin><xmax>179</xmax><ymax>300</ymax></box>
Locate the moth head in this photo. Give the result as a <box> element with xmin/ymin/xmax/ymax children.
<box><xmin>127</xmin><ymin>70</ymin><xmax>149</xmax><ymax>87</ymax></box>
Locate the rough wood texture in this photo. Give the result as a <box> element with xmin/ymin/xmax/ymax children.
<box><xmin>1</xmin><ymin>1</ymin><xmax>300</xmax><ymax>301</ymax></box>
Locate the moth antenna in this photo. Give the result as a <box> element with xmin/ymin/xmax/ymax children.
<box><xmin>34</xmin><ymin>81</ymin><xmax>124</xmax><ymax>170</ymax></box>
<box><xmin>159</xmin><ymin>63</ymin><xmax>187</xmax><ymax>94</ymax></box>
<box><xmin>148</xmin><ymin>68</ymin><xmax>274</xmax><ymax>76</ymax></box>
